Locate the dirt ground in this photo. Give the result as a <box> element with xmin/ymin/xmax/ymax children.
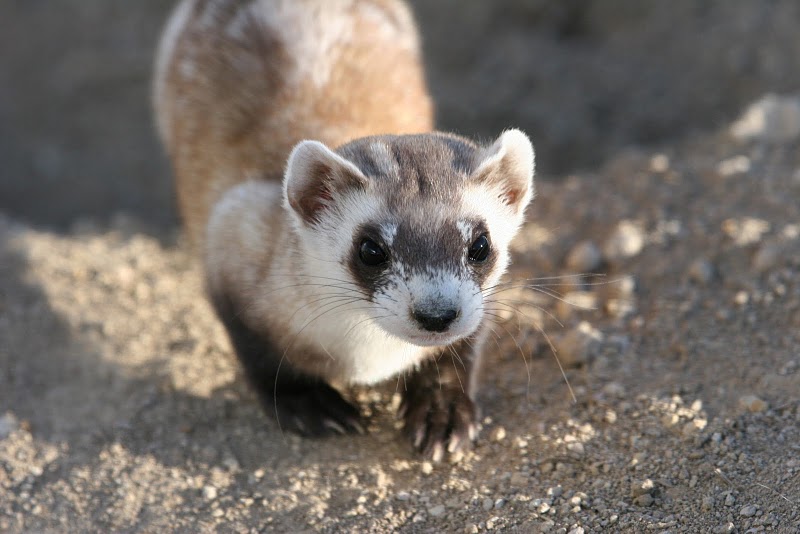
<box><xmin>2</xmin><ymin>2</ymin><xmax>800</xmax><ymax>534</ymax></box>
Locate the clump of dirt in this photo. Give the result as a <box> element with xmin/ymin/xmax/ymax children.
<box><xmin>2</xmin><ymin>98</ymin><xmax>798</xmax><ymax>532</ymax></box>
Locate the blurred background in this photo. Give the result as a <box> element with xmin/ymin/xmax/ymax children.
<box><xmin>2</xmin><ymin>0</ymin><xmax>800</xmax><ymax>232</ymax></box>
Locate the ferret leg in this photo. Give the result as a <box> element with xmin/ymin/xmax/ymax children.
<box><xmin>211</xmin><ymin>290</ymin><xmax>365</xmax><ymax>436</ymax></box>
<box><xmin>399</xmin><ymin>336</ymin><xmax>481</xmax><ymax>460</ymax></box>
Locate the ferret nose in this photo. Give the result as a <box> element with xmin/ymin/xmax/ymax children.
<box><xmin>412</xmin><ymin>308</ymin><xmax>458</xmax><ymax>333</ymax></box>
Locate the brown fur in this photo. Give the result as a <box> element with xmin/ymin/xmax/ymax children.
<box><xmin>154</xmin><ymin>0</ymin><xmax>434</xmax><ymax>246</ymax></box>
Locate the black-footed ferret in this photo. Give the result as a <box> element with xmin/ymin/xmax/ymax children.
<box><xmin>154</xmin><ymin>0</ymin><xmax>535</xmax><ymax>460</ymax></box>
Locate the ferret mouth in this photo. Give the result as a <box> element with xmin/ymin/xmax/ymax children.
<box><xmin>373</xmin><ymin>314</ymin><xmax>481</xmax><ymax>348</ymax></box>
<box><xmin>403</xmin><ymin>329</ymin><xmax>468</xmax><ymax>347</ymax></box>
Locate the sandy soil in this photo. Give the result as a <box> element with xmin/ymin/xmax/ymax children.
<box><xmin>2</xmin><ymin>99</ymin><xmax>799</xmax><ymax>532</ymax></box>
<box><xmin>4</xmin><ymin>2</ymin><xmax>800</xmax><ymax>532</ymax></box>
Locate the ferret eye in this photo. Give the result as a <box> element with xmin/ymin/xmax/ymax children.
<box><xmin>468</xmin><ymin>234</ymin><xmax>490</xmax><ymax>263</ymax></box>
<box><xmin>359</xmin><ymin>238</ymin><xmax>388</xmax><ymax>266</ymax></box>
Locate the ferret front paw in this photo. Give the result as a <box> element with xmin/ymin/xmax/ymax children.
<box><xmin>270</xmin><ymin>382</ymin><xmax>365</xmax><ymax>437</ymax></box>
<box><xmin>399</xmin><ymin>385</ymin><xmax>478</xmax><ymax>461</ymax></box>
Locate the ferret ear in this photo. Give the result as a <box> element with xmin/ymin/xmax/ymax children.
<box><xmin>470</xmin><ymin>129</ymin><xmax>535</xmax><ymax>216</ymax></box>
<box><xmin>283</xmin><ymin>140</ymin><xmax>369</xmax><ymax>225</ymax></box>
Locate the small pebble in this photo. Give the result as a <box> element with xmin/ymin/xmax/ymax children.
<box><xmin>482</xmin><ymin>498</ymin><xmax>494</xmax><ymax>511</ymax></box>
<box><xmin>752</xmin><ymin>240</ymin><xmax>784</xmax><ymax>272</ymax></box>
<box><xmin>554</xmin><ymin>321</ymin><xmax>603</xmax><ymax>368</ymax></box>
<box><xmin>739</xmin><ymin>504</ymin><xmax>758</xmax><ymax>517</ymax></box>
<box><xmin>730</xmin><ymin>93</ymin><xmax>800</xmax><ymax>143</ymax></box>
<box><xmin>547</xmin><ymin>486</ymin><xmax>563</xmax><ymax>498</ymax></box>
<box><xmin>491</xmin><ymin>426</ymin><xmax>507</xmax><ymax>441</ymax></box>
<box><xmin>568</xmin><ymin>528</ymin><xmax>585</xmax><ymax>534</ymax></box>
<box><xmin>724</xmin><ymin>493</ymin><xmax>736</xmax><ymax>506</ymax></box>
<box><xmin>428</xmin><ymin>504</ymin><xmax>446</xmax><ymax>517</ymax></box>
<box><xmin>421</xmin><ymin>462</ymin><xmax>433</xmax><ymax>475</ymax></box>
<box><xmin>713</xmin><ymin>522</ymin><xmax>735</xmax><ymax>534</ymax></box>
<box><xmin>603</xmin><ymin>382</ymin><xmax>625</xmax><ymax>398</ymax></box>
<box><xmin>687</xmin><ymin>259</ymin><xmax>714</xmax><ymax>284</ymax></box>
<box><xmin>567</xmin><ymin>442</ymin><xmax>585</xmax><ymax>456</ymax></box>
<box><xmin>556</xmin><ymin>291</ymin><xmax>598</xmax><ymax>320</ymax></box>
<box><xmin>650</xmin><ymin>154</ymin><xmax>670</xmax><ymax>172</ymax></box>
<box><xmin>465</xmin><ymin>524</ymin><xmax>479</xmax><ymax>534</ymax></box>
<box><xmin>779</xmin><ymin>360</ymin><xmax>798</xmax><ymax>376</ymax></box>
<box><xmin>603</xmin><ymin>220</ymin><xmax>645</xmax><ymax>262</ymax></box>
<box><xmin>722</xmin><ymin>217</ymin><xmax>770</xmax><ymax>246</ymax></box>
<box><xmin>565</xmin><ymin>240</ymin><xmax>602</xmax><ymax>272</ymax></box>
<box><xmin>494</xmin><ymin>498</ymin><xmax>506</xmax><ymax>509</ymax></box>
<box><xmin>631</xmin><ymin>478</ymin><xmax>655</xmax><ymax>498</ymax></box>
<box><xmin>739</xmin><ymin>395</ymin><xmax>768</xmax><ymax>413</ymax></box>
<box><xmin>509</xmin><ymin>472</ymin><xmax>529</xmax><ymax>487</ymax></box>
<box><xmin>634</xmin><ymin>494</ymin><xmax>654</xmax><ymax>507</ymax></box>
<box><xmin>716</xmin><ymin>155</ymin><xmax>751</xmax><ymax>176</ymax></box>
<box><xmin>202</xmin><ymin>486</ymin><xmax>218</xmax><ymax>500</ymax></box>
<box><xmin>222</xmin><ymin>455</ymin><xmax>239</xmax><ymax>471</ymax></box>
<box><xmin>0</xmin><ymin>413</ymin><xmax>19</xmax><ymax>439</ymax></box>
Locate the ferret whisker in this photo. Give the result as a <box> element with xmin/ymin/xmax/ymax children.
<box><xmin>273</xmin><ymin>351</ymin><xmax>288</xmax><ymax>438</ymax></box>
<box><xmin>485</xmin><ymin>302</ymin><xmax>563</xmax><ymax>330</ymax></box>
<box><xmin>448</xmin><ymin>344</ymin><xmax>467</xmax><ymax>374</ymax></box>
<box><xmin>319</xmin><ymin>344</ymin><xmax>336</xmax><ymax>361</ymax></box>
<box><xmin>482</xmin><ymin>282</ymin><xmax>566</xmax><ymax>300</ymax></box>
<box><xmin>341</xmin><ymin>313</ymin><xmax>395</xmax><ymax>341</ymax></box>
<box><xmin>483</xmin><ymin>325</ymin><xmax>505</xmax><ymax>375</ymax></box>
<box><xmin>433</xmin><ymin>356</ymin><xmax>442</xmax><ymax>391</ymax></box>
<box><xmin>294</xmin><ymin>251</ymin><xmax>342</xmax><ymax>265</ymax></box>
<box><xmin>447</xmin><ymin>345</ymin><xmax>466</xmax><ymax>394</ymax></box>
<box><xmin>529</xmin><ymin>318</ymin><xmax>577</xmax><ymax>404</ymax></box>
<box><xmin>482</xmin><ymin>311</ymin><xmax>524</xmax><ymax>338</ymax></box>
<box><xmin>284</xmin><ymin>298</ymin><xmax>371</xmax><ymax>354</ymax></box>
<box><xmin>511</xmin><ymin>273</ymin><xmax>603</xmax><ymax>282</ymax></box>
<box><xmin>491</xmin><ymin>317</ymin><xmax>532</xmax><ymax>401</ymax></box>
<box><xmin>256</xmin><ymin>280</ymin><xmax>368</xmax><ymax>300</ymax></box>
<box><xmin>478</xmin><ymin>273</ymin><xmax>596</xmax><ymax>295</ymax></box>
<box><xmin>486</xmin><ymin>300</ymin><xmax>564</xmax><ymax>329</ymax></box>
<box><xmin>269</xmin><ymin>275</ymin><xmax>371</xmax><ymax>298</ymax></box>
<box><xmin>287</xmin><ymin>295</ymin><xmax>367</xmax><ymax>325</ymax></box>
<box><xmin>482</xmin><ymin>311</ymin><xmax>507</xmax><ymax>322</ymax></box>
<box><xmin>497</xmin><ymin>296</ymin><xmax>593</xmax><ymax>317</ymax></box>
<box><xmin>483</xmin><ymin>303</ymin><xmax>575</xmax><ymax>403</ymax></box>
<box><xmin>264</xmin><ymin>272</ymin><xmax>373</xmax><ymax>297</ymax></box>
<box><xmin>526</xmin><ymin>287</ymin><xmax>598</xmax><ymax>311</ymax></box>
<box><xmin>481</xmin><ymin>275</ymin><xmax>621</xmax><ymax>299</ymax></box>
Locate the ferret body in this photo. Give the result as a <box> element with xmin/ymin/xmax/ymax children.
<box><xmin>154</xmin><ymin>0</ymin><xmax>535</xmax><ymax>459</ymax></box>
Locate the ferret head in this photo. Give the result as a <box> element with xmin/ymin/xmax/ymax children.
<box><xmin>283</xmin><ymin>130</ymin><xmax>535</xmax><ymax>347</ymax></box>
